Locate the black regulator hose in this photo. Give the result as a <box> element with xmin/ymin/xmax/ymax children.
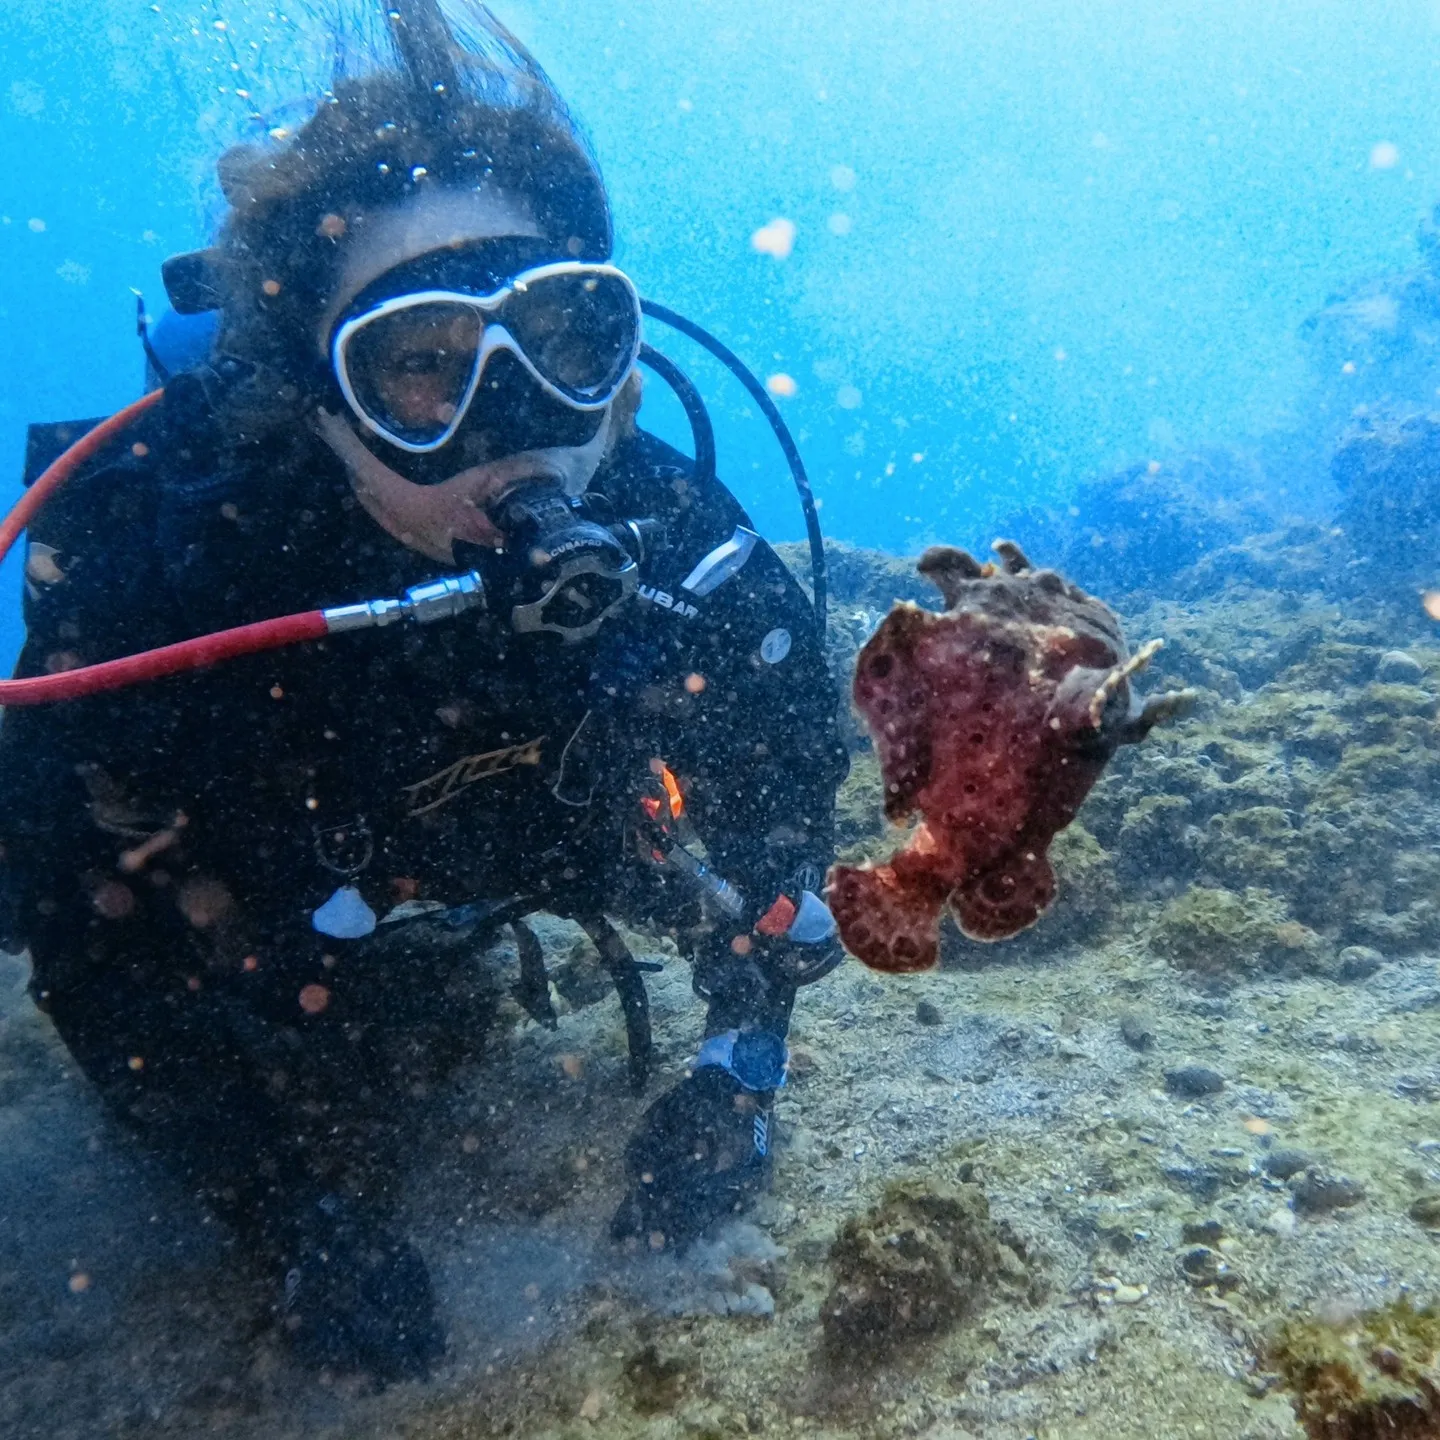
<box><xmin>639</xmin><ymin>299</ymin><xmax>827</xmax><ymax>638</ymax></box>
<box><xmin>638</xmin><ymin>342</ymin><xmax>717</xmax><ymax>488</ymax></box>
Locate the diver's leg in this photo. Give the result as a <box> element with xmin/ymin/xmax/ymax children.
<box><xmin>25</xmin><ymin>873</ymin><xmax>442</xmax><ymax>1377</ymax></box>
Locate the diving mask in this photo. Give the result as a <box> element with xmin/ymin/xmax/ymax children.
<box><xmin>331</xmin><ymin>255</ymin><xmax>642</xmax><ymax>454</ymax></box>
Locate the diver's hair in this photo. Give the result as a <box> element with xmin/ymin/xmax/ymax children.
<box><xmin>205</xmin><ymin>2</ymin><xmax>611</xmax><ymax>437</ymax></box>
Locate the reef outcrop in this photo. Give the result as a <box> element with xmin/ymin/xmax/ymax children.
<box><xmin>820</xmin><ymin>1178</ymin><xmax>1028</xmax><ymax>1361</ymax></box>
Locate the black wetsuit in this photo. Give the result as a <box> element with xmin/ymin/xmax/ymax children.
<box><xmin>0</xmin><ymin>393</ymin><xmax>847</xmax><ymax>1262</ymax></box>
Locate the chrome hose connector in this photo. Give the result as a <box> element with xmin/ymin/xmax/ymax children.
<box><xmin>402</xmin><ymin>570</ymin><xmax>485</xmax><ymax>624</ymax></box>
<box><xmin>322</xmin><ymin>571</ymin><xmax>485</xmax><ymax>635</ymax></box>
<box><xmin>322</xmin><ymin>598</ymin><xmax>405</xmax><ymax>633</ymax></box>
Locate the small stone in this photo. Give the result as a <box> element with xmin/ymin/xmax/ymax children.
<box><xmin>1161</xmin><ymin>1162</ymin><xmax>1229</xmax><ymax>1200</ymax></box>
<box><xmin>1264</xmin><ymin>1148</ymin><xmax>1314</xmax><ymax>1180</ymax></box>
<box><xmin>1164</xmin><ymin>1064</ymin><xmax>1226</xmax><ymax>1097</ymax></box>
<box><xmin>1264</xmin><ymin>1208</ymin><xmax>1297</xmax><ymax>1238</ymax></box>
<box><xmin>915</xmin><ymin>999</ymin><xmax>944</xmax><ymax>1026</ymax></box>
<box><xmin>1182</xmin><ymin>1218</ymin><xmax>1224</xmax><ymax>1246</ymax></box>
<box><xmin>1377</xmin><ymin>649</ymin><xmax>1426</xmax><ymax>683</ymax></box>
<box><xmin>1290</xmin><ymin>1168</ymin><xmax>1365</xmax><ymax>1215</ymax></box>
<box><xmin>1179</xmin><ymin>1245</ymin><xmax>1241</xmax><ymax>1292</ymax></box>
<box><xmin>1112</xmin><ymin>1282</ymin><xmax>1148</xmax><ymax>1305</ymax></box>
<box><xmin>1335</xmin><ymin>945</ymin><xmax>1384</xmax><ymax>983</ymax></box>
<box><xmin>1119</xmin><ymin>1011</ymin><xmax>1156</xmax><ymax>1051</ymax></box>
<box><xmin>1408</xmin><ymin>1194</ymin><xmax>1440</xmax><ymax>1228</ymax></box>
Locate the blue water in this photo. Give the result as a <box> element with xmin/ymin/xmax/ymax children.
<box><xmin>4</xmin><ymin>0</ymin><xmax>1440</xmax><ymax>667</ymax></box>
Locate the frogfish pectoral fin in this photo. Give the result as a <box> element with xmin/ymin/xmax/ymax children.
<box><xmin>951</xmin><ymin>850</ymin><xmax>1057</xmax><ymax>942</ymax></box>
<box><xmin>826</xmin><ymin>861</ymin><xmax>950</xmax><ymax>973</ymax></box>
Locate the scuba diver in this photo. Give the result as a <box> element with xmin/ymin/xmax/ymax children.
<box><xmin>0</xmin><ymin>0</ymin><xmax>847</xmax><ymax>1381</ymax></box>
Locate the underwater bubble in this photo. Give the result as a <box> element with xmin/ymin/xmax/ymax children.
<box><xmin>1370</xmin><ymin>140</ymin><xmax>1400</xmax><ymax>170</ymax></box>
<box><xmin>751</xmin><ymin>217</ymin><xmax>796</xmax><ymax>259</ymax></box>
<box><xmin>827</xmin><ymin>212</ymin><xmax>852</xmax><ymax>236</ymax></box>
<box><xmin>766</xmin><ymin>372</ymin><xmax>797</xmax><ymax>398</ymax></box>
<box><xmin>836</xmin><ymin>384</ymin><xmax>863</xmax><ymax>410</ymax></box>
<box><xmin>829</xmin><ymin>163</ymin><xmax>856</xmax><ymax>191</ymax></box>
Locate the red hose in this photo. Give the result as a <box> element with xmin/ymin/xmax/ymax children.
<box><xmin>0</xmin><ymin>390</ymin><xmax>328</xmax><ymax>707</ymax></box>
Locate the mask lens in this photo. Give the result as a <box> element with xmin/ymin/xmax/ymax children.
<box><xmin>503</xmin><ymin>271</ymin><xmax>638</xmax><ymax>401</ymax></box>
<box><xmin>342</xmin><ymin>300</ymin><xmax>483</xmax><ymax>448</ymax></box>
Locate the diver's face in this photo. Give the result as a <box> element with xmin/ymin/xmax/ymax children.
<box><xmin>313</xmin><ymin>184</ymin><xmax>620</xmax><ymax>563</ymax></box>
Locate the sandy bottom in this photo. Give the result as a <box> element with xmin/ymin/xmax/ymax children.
<box><xmin>2</xmin><ymin>909</ymin><xmax>1438</xmax><ymax>1439</ymax></box>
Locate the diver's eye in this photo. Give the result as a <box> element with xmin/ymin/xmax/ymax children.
<box><xmin>396</xmin><ymin>350</ymin><xmax>449</xmax><ymax>377</ymax></box>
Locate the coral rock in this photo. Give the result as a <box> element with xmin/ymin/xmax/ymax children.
<box><xmin>821</xmin><ymin>1179</ymin><xmax>1024</xmax><ymax>1360</ymax></box>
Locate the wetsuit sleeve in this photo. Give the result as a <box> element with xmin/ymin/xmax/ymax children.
<box><xmin>606</xmin><ymin>434</ymin><xmax>849</xmax><ymax>909</ymax></box>
<box><xmin>668</xmin><ymin>537</ymin><xmax>848</xmax><ymax>904</ymax></box>
<box><xmin>0</xmin><ymin>446</ymin><xmax>187</xmax><ymax>945</ymax></box>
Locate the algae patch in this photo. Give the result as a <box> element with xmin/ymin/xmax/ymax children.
<box><xmin>820</xmin><ymin>1178</ymin><xmax>1028</xmax><ymax>1362</ymax></box>
<box><xmin>1271</xmin><ymin>1299</ymin><xmax>1440</xmax><ymax>1438</ymax></box>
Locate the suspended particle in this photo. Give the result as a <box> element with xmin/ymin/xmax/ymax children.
<box><xmin>1370</xmin><ymin>141</ymin><xmax>1400</xmax><ymax>170</ymax></box>
<box><xmin>836</xmin><ymin>384</ymin><xmax>862</xmax><ymax>410</ymax></box>
<box><xmin>316</xmin><ymin>212</ymin><xmax>346</xmax><ymax>238</ymax></box>
<box><xmin>261</xmin><ymin>278</ymin><xmax>282</xmax><ymax>296</ymax></box>
<box><xmin>827</xmin><ymin>212</ymin><xmax>853</xmax><ymax>236</ymax></box>
<box><xmin>298</xmin><ymin>983</ymin><xmax>330</xmax><ymax>1015</ymax></box>
<box><xmin>829</xmin><ymin>164</ymin><xmax>856</xmax><ymax>192</ymax></box>
<box><xmin>68</xmin><ymin>1273</ymin><xmax>91</xmax><ymax>1294</ymax></box>
<box><xmin>128</xmin><ymin>1055</ymin><xmax>145</xmax><ymax>1071</ymax></box>
<box><xmin>766</xmin><ymin>372</ymin><xmax>797</xmax><ymax>398</ymax></box>
<box><xmin>377</xmin><ymin>162</ymin><xmax>391</xmax><ymax>175</ymax></box>
<box><xmin>684</xmin><ymin>672</ymin><xmax>707</xmax><ymax>694</ymax></box>
<box><xmin>1423</xmin><ymin>591</ymin><xmax>1440</xmax><ymax>622</ymax></box>
<box><xmin>178</xmin><ymin>877</ymin><xmax>233</xmax><ymax>928</ymax></box>
<box><xmin>750</xmin><ymin>217</ymin><xmax>796</xmax><ymax>259</ymax></box>
<box><xmin>411</xmin><ymin>165</ymin><xmax>429</xmax><ymax>181</ymax></box>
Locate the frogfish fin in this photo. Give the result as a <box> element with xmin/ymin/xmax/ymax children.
<box><xmin>952</xmin><ymin>850</ymin><xmax>1057</xmax><ymax>941</ymax></box>
<box><xmin>826</xmin><ymin>861</ymin><xmax>949</xmax><ymax>973</ymax></box>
